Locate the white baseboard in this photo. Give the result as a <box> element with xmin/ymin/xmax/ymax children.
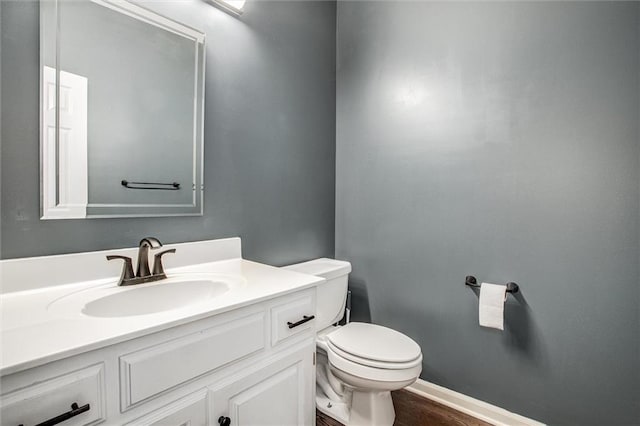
<box><xmin>406</xmin><ymin>379</ymin><xmax>545</xmax><ymax>426</ymax></box>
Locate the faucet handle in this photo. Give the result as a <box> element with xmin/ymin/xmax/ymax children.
<box><xmin>152</xmin><ymin>249</ymin><xmax>176</xmax><ymax>276</ymax></box>
<box><xmin>106</xmin><ymin>255</ymin><xmax>135</xmax><ymax>285</ymax></box>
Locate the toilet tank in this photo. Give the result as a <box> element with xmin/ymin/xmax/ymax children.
<box><xmin>283</xmin><ymin>258</ymin><xmax>352</xmax><ymax>330</ymax></box>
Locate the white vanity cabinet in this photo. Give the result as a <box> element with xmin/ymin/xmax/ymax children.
<box><xmin>0</xmin><ymin>288</ymin><xmax>316</xmax><ymax>426</ymax></box>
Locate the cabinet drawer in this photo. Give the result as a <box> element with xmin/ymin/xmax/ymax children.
<box><xmin>0</xmin><ymin>363</ymin><xmax>106</xmax><ymax>426</ymax></box>
<box><xmin>271</xmin><ymin>291</ymin><xmax>315</xmax><ymax>346</ymax></box>
<box><xmin>120</xmin><ymin>312</ymin><xmax>265</xmax><ymax>410</ymax></box>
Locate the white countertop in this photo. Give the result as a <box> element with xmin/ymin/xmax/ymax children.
<box><xmin>0</xmin><ymin>258</ymin><xmax>323</xmax><ymax>376</ymax></box>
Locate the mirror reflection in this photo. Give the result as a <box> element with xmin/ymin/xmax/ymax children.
<box><xmin>41</xmin><ymin>0</ymin><xmax>205</xmax><ymax>219</ymax></box>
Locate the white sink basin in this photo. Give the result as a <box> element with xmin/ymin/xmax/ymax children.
<box><xmin>83</xmin><ymin>279</ymin><xmax>228</xmax><ymax>317</ymax></box>
<box><xmin>47</xmin><ymin>273</ymin><xmax>245</xmax><ymax>318</ymax></box>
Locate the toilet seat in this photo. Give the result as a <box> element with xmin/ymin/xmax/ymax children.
<box><xmin>323</xmin><ymin>322</ymin><xmax>423</xmax><ymax>383</ymax></box>
<box><xmin>326</xmin><ymin>344</ymin><xmax>423</xmax><ymax>383</ymax></box>
<box><xmin>326</xmin><ymin>322</ymin><xmax>422</xmax><ymax>363</ymax></box>
<box><xmin>327</xmin><ymin>341</ymin><xmax>422</xmax><ymax>370</ymax></box>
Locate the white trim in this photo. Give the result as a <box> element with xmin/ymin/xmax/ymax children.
<box><xmin>210</xmin><ymin>0</ymin><xmax>244</xmax><ymax>16</ymax></box>
<box><xmin>406</xmin><ymin>379</ymin><xmax>545</xmax><ymax>426</ymax></box>
<box><xmin>91</xmin><ymin>0</ymin><xmax>206</xmax><ymax>43</ymax></box>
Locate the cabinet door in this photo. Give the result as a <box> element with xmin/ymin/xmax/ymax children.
<box><xmin>210</xmin><ymin>342</ymin><xmax>314</xmax><ymax>426</ymax></box>
<box><xmin>125</xmin><ymin>389</ymin><xmax>207</xmax><ymax>426</ymax></box>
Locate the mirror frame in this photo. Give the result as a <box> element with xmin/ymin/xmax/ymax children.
<box><xmin>40</xmin><ymin>0</ymin><xmax>206</xmax><ymax>219</ymax></box>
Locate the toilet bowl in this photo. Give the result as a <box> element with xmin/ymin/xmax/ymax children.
<box><xmin>283</xmin><ymin>259</ymin><xmax>423</xmax><ymax>426</ymax></box>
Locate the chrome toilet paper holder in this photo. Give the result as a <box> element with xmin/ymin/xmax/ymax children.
<box><xmin>465</xmin><ymin>275</ymin><xmax>519</xmax><ymax>294</ymax></box>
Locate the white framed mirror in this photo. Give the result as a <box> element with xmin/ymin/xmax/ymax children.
<box><xmin>40</xmin><ymin>0</ymin><xmax>205</xmax><ymax>219</ymax></box>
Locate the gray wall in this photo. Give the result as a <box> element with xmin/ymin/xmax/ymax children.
<box><xmin>336</xmin><ymin>2</ymin><xmax>639</xmax><ymax>424</ymax></box>
<box><xmin>1</xmin><ymin>0</ymin><xmax>336</xmax><ymax>264</ymax></box>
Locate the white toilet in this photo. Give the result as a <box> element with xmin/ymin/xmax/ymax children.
<box><xmin>284</xmin><ymin>258</ymin><xmax>422</xmax><ymax>426</ymax></box>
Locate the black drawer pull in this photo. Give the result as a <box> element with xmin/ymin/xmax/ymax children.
<box><xmin>24</xmin><ymin>402</ymin><xmax>91</xmax><ymax>426</ymax></box>
<box><xmin>287</xmin><ymin>315</ymin><xmax>315</xmax><ymax>329</ymax></box>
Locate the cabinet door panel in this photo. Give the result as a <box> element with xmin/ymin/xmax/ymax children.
<box><xmin>126</xmin><ymin>389</ymin><xmax>207</xmax><ymax>426</ymax></box>
<box><xmin>211</xmin><ymin>342</ymin><xmax>314</xmax><ymax>426</ymax></box>
<box><xmin>232</xmin><ymin>365</ymin><xmax>300</xmax><ymax>425</ymax></box>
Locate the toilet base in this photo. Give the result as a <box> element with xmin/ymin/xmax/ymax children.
<box><xmin>349</xmin><ymin>390</ymin><xmax>395</xmax><ymax>426</ymax></box>
<box><xmin>316</xmin><ymin>387</ymin><xmax>351</xmax><ymax>425</ymax></box>
<box><xmin>316</xmin><ymin>387</ymin><xmax>396</xmax><ymax>426</ymax></box>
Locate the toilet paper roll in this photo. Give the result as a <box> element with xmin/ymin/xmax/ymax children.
<box><xmin>479</xmin><ymin>282</ymin><xmax>507</xmax><ymax>330</ymax></box>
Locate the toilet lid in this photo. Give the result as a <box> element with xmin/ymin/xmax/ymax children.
<box><xmin>326</xmin><ymin>322</ymin><xmax>421</xmax><ymax>364</ymax></box>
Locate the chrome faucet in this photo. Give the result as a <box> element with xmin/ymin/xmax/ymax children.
<box><xmin>107</xmin><ymin>237</ymin><xmax>176</xmax><ymax>286</ymax></box>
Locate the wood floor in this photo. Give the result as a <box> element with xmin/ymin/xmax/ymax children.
<box><xmin>316</xmin><ymin>389</ymin><xmax>491</xmax><ymax>426</ymax></box>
